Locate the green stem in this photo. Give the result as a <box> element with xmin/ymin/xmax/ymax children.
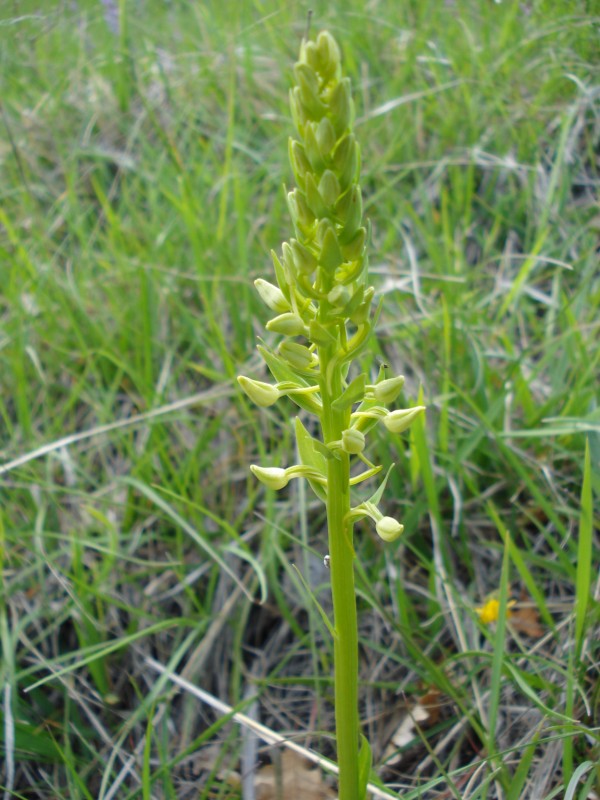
<box><xmin>320</xmin><ymin>348</ymin><xmax>359</xmax><ymax>800</ymax></box>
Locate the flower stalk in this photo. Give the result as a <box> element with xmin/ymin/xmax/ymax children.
<box><xmin>238</xmin><ymin>30</ymin><xmax>425</xmax><ymax>799</ymax></box>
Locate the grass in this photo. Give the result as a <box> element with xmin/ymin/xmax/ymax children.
<box><xmin>0</xmin><ymin>0</ymin><xmax>598</xmax><ymax>797</ymax></box>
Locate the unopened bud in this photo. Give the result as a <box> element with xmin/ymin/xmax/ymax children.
<box><xmin>372</xmin><ymin>375</ymin><xmax>405</xmax><ymax>404</ymax></box>
<box><xmin>290</xmin><ymin>239</ymin><xmax>317</xmax><ymax>276</ymax></box>
<box><xmin>319</xmin><ymin>226</ymin><xmax>344</xmax><ymax>273</ymax></box>
<box><xmin>383</xmin><ymin>406</ymin><xmax>426</xmax><ymax>434</ymax></box>
<box><xmin>316</xmin><ymin>31</ymin><xmax>341</xmax><ymax>82</ymax></box>
<box><xmin>254</xmin><ymin>279</ymin><xmax>290</xmax><ymax>313</ymax></box>
<box><xmin>316</xmin><ymin>117</ymin><xmax>337</xmax><ymax>157</ymax></box>
<box><xmin>279</xmin><ymin>341</ymin><xmax>315</xmax><ymax>370</ymax></box>
<box><xmin>341</xmin><ymin>428</ymin><xmax>365</xmax><ymax>455</ymax></box>
<box><xmin>288</xmin><ymin>139</ymin><xmax>311</xmax><ymax>187</ymax></box>
<box><xmin>250</xmin><ymin>465</ymin><xmax>289</xmax><ymax>491</ymax></box>
<box><xmin>266</xmin><ymin>312</ymin><xmax>307</xmax><ymax>336</ymax></box>
<box><xmin>327</xmin><ymin>284</ymin><xmax>350</xmax><ymax>308</ymax></box>
<box><xmin>329</xmin><ymin>77</ymin><xmax>353</xmax><ymax>136</ymax></box>
<box><xmin>237</xmin><ymin>376</ymin><xmax>280</xmax><ymax>407</ymax></box>
<box><xmin>341</xmin><ymin>226</ymin><xmax>366</xmax><ymax>261</ymax></box>
<box><xmin>376</xmin><ymin>516</ymin><xmax>404</xmax><ymax>542</ymax></box>
<box><xmin>319</xmin><ymin>169</ymin><xmax>341</xmax><ymax>208</ymax></box>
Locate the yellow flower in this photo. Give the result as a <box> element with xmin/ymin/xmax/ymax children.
<box><xmin>475</xmin><ymin>597</ymin><xmax>516</xmax><ymax>625</ymax></box>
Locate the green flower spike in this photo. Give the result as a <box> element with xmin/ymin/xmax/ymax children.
<box><xmin>238</xmin><ymin>30</ymin><xmax>425</xmax><ymax>800</ymax></box>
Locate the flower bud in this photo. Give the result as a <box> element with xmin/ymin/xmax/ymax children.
<box><xmin>288</xmin><ymin>139</ymin><xmax>311</xmax><ymax>187</ymax></box>
<box><xmin>266</xmin><ymin>312</ymin><xmax>307</xmax><ymax>336</ymax></box>
<box><xmin>289</xmin><ymin>86</ymin><xmax>308</xmax><ymax>135</ymax></box>
<box><xmin>383</xmin><ymin>406</ymin><xmax>426</xmax><ymax>434</ymax></box>
<box><xmin>250</xmin><ymin>465</ymin><xmax>289</xmax><ymax>491</ymax></box>
<box><xmin>304</xmin><ymin>122</ymin><xmax>325</xmax><ymax>173</ymax></box>
<box><xmin>371</xmin><ymin>375</ymin><xmax>405</xmax><ymax>404</ymax></box>
<box><xmin>316</xmin><ymin>31</ymin><xmax>341</xmax><ymax>81</ymax></box>
<box><xmin>316</xmin><ymin>116</ymin><xmax>337</xmax><ymax>157</ymax></box>
<box><xmin>329</xmin><ymin>77</ymin><xmax>353</xmax><ymax>136</ymax></box>
<box><xmin>305</xmin><ymin>172</ymin><xmax>328</xmax><ymax>218</ymax></box>
<box><xmin>290</xmin><ymin>239</ymin><xmax>317</xmax><ymax>276</ymax></box>
<box><xmin>237</xmin><ymin>376</ymin><xmax>281</xmax><ymax>407</ymax></box>
<box><xmin>279</xmin><ymin>341</ymin><xmax>316</xmax><ymax>370</ymax></box>
<box><xmin>376</xmin><ymin>516</ymin><xmax>404</xmax><ymax>542</ymax></box>
<box><xmin>336</xmin><ymin>185</ymin><xmax>363</xmax><ymax>243</ymax></box>
<box><xmin>319</xmin><ymin>169</ymin><xmax>341</xmax><ymax>208</ymax></box>
<box><xmin>320</xmin><ymin>226</ymin><xmax>344</xmax><ymax>273</ymax></box>
<box><xmin>341</xmin><ymin>428</ymin><xmax>365</xmax><ymax>455</ymax></box>
<box><xmin>327</xmin><ymin>284</ymin><xmax>350</xmax><ymax>308</ymax></box>
<box><xmin>287</xmin><ymin>189</ymin><xmax>315</xmax><ymax>233</ymax></box>
<box><xmin>294</xmin><ymin>62</ymin><xmax>327</xmax><ymax>119</ymax></box>
<box><xmin>254</xmin><ymin>279</ymin><xmax>290</xmax><ymax>313</ymax></box>
<box><xmin>341</xmin><ymin>226</ymin><xmax>366</xmax><ymax>262</ymax></box>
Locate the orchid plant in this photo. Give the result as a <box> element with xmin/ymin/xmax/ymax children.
<box><xmin>238</xmin><ymin>30</ymin><xmax>425</xmax><ymax>799</ymax></box>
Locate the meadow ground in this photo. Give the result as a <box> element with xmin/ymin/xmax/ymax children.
<box><xmin>0</xmin><ymin>1</ymin><xmax>598</xmax><ymax>798</ymax></box>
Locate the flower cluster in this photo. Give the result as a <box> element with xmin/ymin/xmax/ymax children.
<box><xmin>238</xmin><ymin>31</ymin><xmax>425</xmax><ymax>542</ymax></box>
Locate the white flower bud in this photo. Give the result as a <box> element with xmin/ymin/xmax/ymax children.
<box><xmin>254</xmin><ymin>279</ymin><xmax>290</xmax><ymax>313</ymax></box>
<box><xmin>237</xmin><ymin>376</ymin><xmax>281</xmax><ymax>407</ymax></box>
<box><xmin>250</xmin><ymin>465</ymin><xmax>289</xmax><ymax>491</ymax></box>
<box><xmin>341</xmin><ymin>428</ymin><xmax>365</xmax><ymax>455</ymax></box>
<box><xmin>375</xmin><ymin>516</ymin><xmax>404</xmax><ymax>542</ymax></box>
<box><xmin>383</xmin><ymin>406</ymin><xmax>426</xmax><ymax>434</ymax></box>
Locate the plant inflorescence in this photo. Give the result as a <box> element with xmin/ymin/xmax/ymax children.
<box><xmin>238</xmin><ymin>30</ymin><xmax>425</xmax><ymax>799</ymax></box>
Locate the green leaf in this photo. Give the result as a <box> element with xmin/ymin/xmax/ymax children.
<box><xmin>294</xmin><ymin>418</ymin><xmax>327</xmax><ymax>502</ymax></box>
<box><xmin>365</xmin><ymin>463</ymin><xmax>395</xmax><ymax>506</ymax></box>
<box><xmin>575</xmin><ymin>439</ymin><xmax>593</xmax><ymax>654</ymax></box>
<box><xmin>358</xmin><ymin>733</ymin><xmax>372</xmax><ymax>800</ymax></box>
<box><xmin>331</xmin><ymin>373</ymin><xmax>366</xmax><ymax>411</ymax></box>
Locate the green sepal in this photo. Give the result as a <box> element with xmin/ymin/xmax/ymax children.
<box><xmin>331</xmin><ymin>373</ymin><xmax>366</xmax><ymax>411</ymax></box>
<box><xmin>294</xmin><ymin>417</ymin><xmax>328</xmax><ymax>502</ymax></box>
<box><xmin>258</xmin><ymin>344</ymin><xmax>322</xmax><ymax>415</ymax></box>
<box><xmin>358</xmin><ymin>734</ymin><xmax>373</xmax><ymax>800</ymax></box>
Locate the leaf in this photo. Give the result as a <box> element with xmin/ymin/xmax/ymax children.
<box><xmin>331</xmin><ymin>373</ymin><xmax>366</xmax><ymax>411</ymax></box>
<box><xmin>365</xmin><ymin>463</ymin><xmax>395</xmax><ymax>506</ymax></box>
<box><xmin>357</xmin><ymin>734</ymin><xmax>372</xmax><ymax>800</ymax></box>
<box><xmin>295</xmin><ymin>418</ymin><xmax>328</xmax><ymax>502</ymax></box>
